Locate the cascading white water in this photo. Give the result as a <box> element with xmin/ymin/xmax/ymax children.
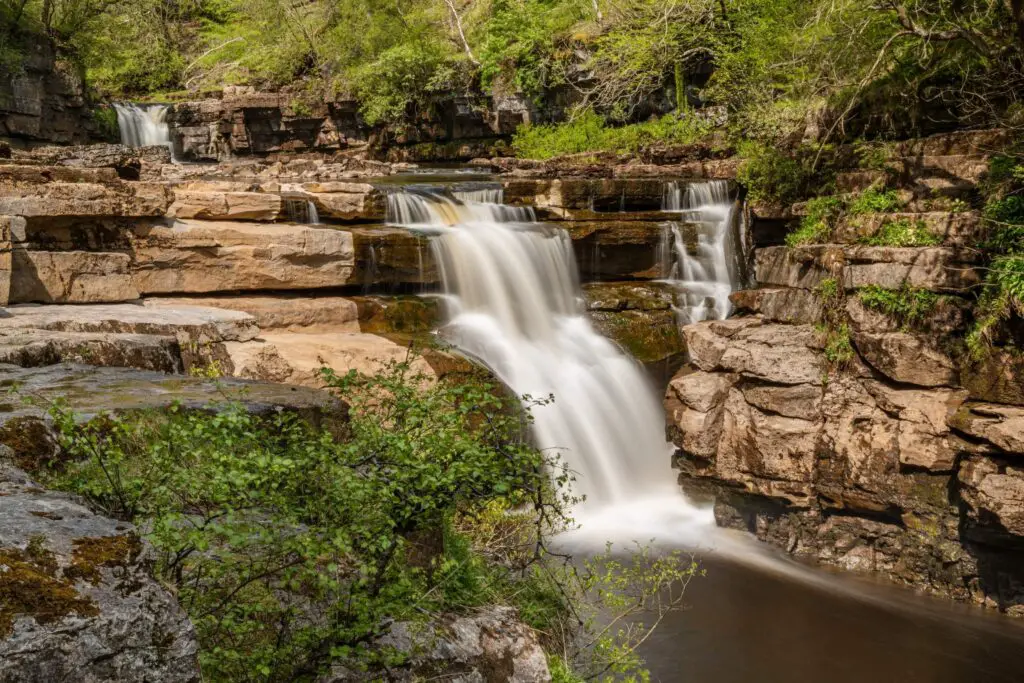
<box><xmin>387</xmin><ymin>190</ymin><xmax>711</xmax><ymax>532</ymax></box>
<box><xmin>307</xmin><ymin>201</ymin><xmax>320</xmax><ymax>225</ymax></box>
<box><xmin>662</xmin><ymin>180</ymin><xmax>743</xmax><ymax>325</ymax></box>
<box><xmin>114</xmin><ymin>103</ymin><xmax>173</xmax><ymax>152</ymax></box>
<box><xmin>452</xmin><ymin>187</ymin><xmax>504</xmax><ymax>204</ymax></box>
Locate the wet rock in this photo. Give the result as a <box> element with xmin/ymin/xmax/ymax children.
<box><xmin>567</xmin><ymin>221</ymin><xmax>670</xmax><ymax>281</ymax></box>
<box><xmin>348</xmin><ymin>228</ymin><xmax>439</xmax><ymax>286</ymax></box>
<box><xmin>584</xmin><ymin>283</ymin><xmax>683</xmax><ymax>365</ymax></box>
<box><xmin>324</xmin><ymin>607</ymin><xmax>550</xmax><ymax>683</ymax></box>
<box><xmin>0</xmin><ymin>466</ymin><xmax>200</xmax><ymax>682</ymax></box>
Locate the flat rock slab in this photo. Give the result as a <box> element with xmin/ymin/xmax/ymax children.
<box><xmin>0</xmin><ymin>465</ymin><xmax>200</xmax><ymax>682</ymax></box>
<box><xmin>144</xmin><ymin>296</ymin><xmax>361</xmax><ymax>333</ymax></box>
<box><xmin>1</xmin><ymin>303</ymin><xmax>259</xmax><ymax>341</ymax></box>
<box><xmin>0</xmin><ymin>329</ymin><xmax>181</xmax><ymax>373</ymax></box>
<box><xmin>225</xmin><ymin>332</ymin><xmax>435</xmax><ymax>388</ymax></box>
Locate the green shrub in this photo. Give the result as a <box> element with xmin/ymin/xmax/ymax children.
<box><xmin>43</xmin><ymin>357</ymin><xmax>699</xmax><ymax>682</ymax></box>
<box><xmin>858</xmin><ymin>285</ymin><xmax>939</xmax><ymax>329</ymax></box>
<box><xmin>968</xmin><ymin>255</ymin><xmax>1024</xmax><ymax>358</ymax></box>
<box><xmin>48</xmin><ymin>359</ymin><xmax>554</xmax><ymax>680</ymax></box>
<box><xmin>861</xmin><ymin>218</ymin><xmax>941</xmax><ymax>247</ymax></box>
<box><xmin>787</xmin><ymin>196</ymin><xmax>844</xmax><ymax>246</ymax></box>
<box><xmin>512</xmin><ymin>111</ymin><xmax>711</xmax><ymax>160</ymax></box>
<box><xmin>89</xmin><ymin>106</ymin><xmax>120</xmax><ymax>142</ymax></box>
<box><xmin>847</xmin><ymin>188</ymin><xmax>903</xmax><ymax>215</ymax></box>
<box><xmin>736</xmin><ymin>143</ymin><xmax>820</xmax><ymax>206</ymax></box>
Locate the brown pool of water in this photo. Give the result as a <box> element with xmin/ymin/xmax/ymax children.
<box><xmin>638</xmin><ymin>557</ymin><xmax>1024</xmax><ymax>683</ymax></box>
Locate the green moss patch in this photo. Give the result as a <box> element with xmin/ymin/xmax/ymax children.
<box><xmin>0</xmin><ymin>540</ymin><xmax>99</xmax><ymax>639</ymax></box>
<box><xmin>66</xmin><ymin>535</ymin><xmax>144</xmax><ymax>586</ymax></box>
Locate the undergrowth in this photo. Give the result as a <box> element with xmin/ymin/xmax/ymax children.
<box><xmin>512</xmin><ymin>111</ymin><xmax>711</xmax><ymax>160</ymax></box>
<box><xmin>861</xmin><ymin>218</ymin><xmax>941</xmax><ymax>247</ymax></box>
<box><xmin>858</xmin><ymin>285</ymin><xmax>940</xmax><ymax>330</ymax></box>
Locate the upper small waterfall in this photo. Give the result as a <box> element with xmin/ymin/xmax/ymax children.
<box><xmin>386</xmin><ymin>190</ymin><xmax>709</xmax><ymax>533</ymax></box>
<box><xmin>114</xmin><ymin>103</ymin><xmax>173</xmax><ymax>152</ymax></box>
<box><xmin>661</xmin><ymin>180</ymin><xmax>744</xmax><ymax>325</ymax></box>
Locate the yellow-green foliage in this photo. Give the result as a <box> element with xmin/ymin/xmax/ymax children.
<box><xmin>858</xmin><ymin>285</ymin><xmax>939</xmax><ymax>329</ymax></box>
<box><xmin>512</xmin><ymin>111</ymin><xmax>711</xmax><ymax>159</ymax></box>
<box><xmin>787</xmin><ymin>196</ymin><xmax>844</xmax><ymax>246</ymax></box>
<box><xmin>861</xmin><ymin>218</ymin><xmax>941</xmax><ymax>247</ymax></box>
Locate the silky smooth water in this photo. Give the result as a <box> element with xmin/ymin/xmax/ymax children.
<box><xmin>114</xmin><ymin>103</ymin><xmax>173</xmax><ymax>151</ymax></box>
<box><xmin>662</xmin><ymin>180</ymin><xmax>745</xmax><ymax>324</ymax></box>
<box><xmin>387</xmin><ymin>190</ymin><xmax>710</xmax><ymax>530</ymax></box>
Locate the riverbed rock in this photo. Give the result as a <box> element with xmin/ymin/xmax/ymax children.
<box><xmin>0</xmin><ymin>465</ymin><xmax>201</xmax><ymax>682</ymax></box>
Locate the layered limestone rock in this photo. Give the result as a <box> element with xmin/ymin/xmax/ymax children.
<box><xmin>0</xmin><ymin>464</ymin><xmax>201</xmax><ymax>682</ymax></box>
<box><xmin>130</xmin><ymin>220</ymin><xmax>356</xmax><ymax>294</ymax></box>
<box><xmin>664</xmin><ymin>317</ymin><xmax>1013</xmax><ymax>607</ymax></box>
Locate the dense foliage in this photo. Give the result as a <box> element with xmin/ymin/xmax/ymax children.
<box><xmin>3</xmin><ymin>0</ymin><xmax>1021</xmax><ymax>141</ymax></box>
<box><xmin>42</xmin><ymin>358</ymin><xmax>699</xmax><ymax>681</ymax></box>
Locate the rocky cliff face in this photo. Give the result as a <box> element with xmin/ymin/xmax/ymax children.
<box><xmin>666</xmin><ymin>130</ymin><xmax>1024</xmax><ymax>614</ymax></box>
<box><xmin>0</xmin><ymin>42</ymin><xmax>96</xmax><ymax>145</ymax></box>
<box><xmin>166</xmin><ymin>87</ymin><xmax>542</xmax><ymax>162</ymax></box>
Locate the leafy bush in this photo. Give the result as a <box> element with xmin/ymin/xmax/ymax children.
<box><xmin>968</xmin><ymin>255</ymin><xmax>1024</xmax><ymax>358</ymax></box>
<box><xmin>847</xmin><ymin>188</ymin><xmax>903</xmax><ymax>215</ymax></box>
<box><xmin>512</xmin><ymin>111</ymin><xmax>711</xmax><ymax>160</ymax></box>
<box><xmin>736</xmin><ymin>143</ymin><xmax>825</xmax><ymax>206</ymax></box>
<box><xmin>43</xmin><ymin>357</ymin><xmax>699</xmax><ymax>681</ymax></box>
<box><xmin>48</xmin><ymin>359</ymin><xmax>554</xmax><ymax>680</ymax></box>
<box><xmin>787</xmin><ymin>196</ymin><xmax>844</xmax><ymax>246</ymax></box>
<box><xmin>858</xmin><ymin>285</ymin><xmax>939</xmax><ymax>329</ymax></box>
<box><xmin>861</xmin><ymin>218</ymin><xmax>941</xmax><ymax>247</ymax></box>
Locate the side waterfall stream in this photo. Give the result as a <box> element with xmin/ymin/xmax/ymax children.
<box><xmin>386</xmin><ymin>184</ymin><xmax>1024</xmax><ymax>681</ymax></box>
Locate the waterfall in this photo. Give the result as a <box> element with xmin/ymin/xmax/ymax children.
<box><xmin>387</xmin><ymin>191</ymin><xmax>709</xmax><ymax>532</ymax></box>
<box><xmin>661</xmin><ymin>180</ymin><xmax>744</xmax><ymax>325</ymax></box>
<box><xmin>453</xmin><ymin>187</ymin><xmax>504</xmax><ymax>204</ymax></box>
<box><xmin>284</xmin><ymin>199</ymin><xmax>321</xmax><ymax>225</ymax></box>
<box><xmin>307</xmin><ymin>201</ymin><xmax>320</xmax><ymax>225</ymax></box>
<box><xmin>114</xmin><ymin>104</ymin><xmax>173</xmax><ymax>152</ymax></box>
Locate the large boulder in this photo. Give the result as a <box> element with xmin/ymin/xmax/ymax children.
<box><xmin>0</xmin><ymin>464</ymin><xmax>201</xmax><ymax>682</ymax></box>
